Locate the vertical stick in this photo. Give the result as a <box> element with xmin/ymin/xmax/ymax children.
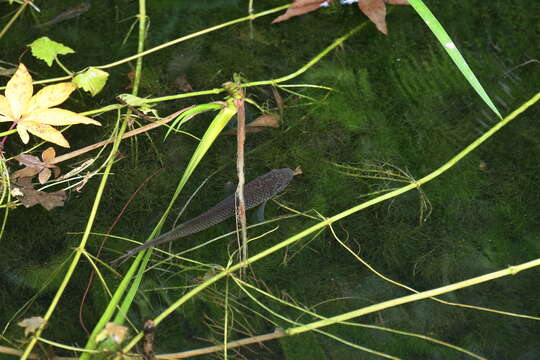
<box><xmin>248</xmin><ymin>0</ymin><xmax>254</xmax><ymax>39</ymax></box>
<box><xmin>234</xmin><ymin>88</ymin><xmax>247</xmax><ymax>274</ymax></box>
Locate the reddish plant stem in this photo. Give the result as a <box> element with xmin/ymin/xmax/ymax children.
<box><xmin>51</xmin><ymin>108</ymin><xmax>186</xmax><ymax>165</ymax></box>
<box><xmin>0</xmin><ymin>121</ymin><xmax>17</xmax><ymax>151</ymax></box>
<box><xmin>78</xmin><ymin>169</ymin><xmax>162</xmax><ymax>334</ymax></box>
<box><xmin>158</xmin><ymin>329</ymin><xmax>286</xmax><ymax>359</ymax></box>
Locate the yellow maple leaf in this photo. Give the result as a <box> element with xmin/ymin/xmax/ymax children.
<box><xmin>0</xmin><ymin>63</ymin><xmax>100</xmax><ymax>148</ymax></box>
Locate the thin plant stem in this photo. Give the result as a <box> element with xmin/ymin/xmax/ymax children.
<box><xmin>248</xmin><ymin>0</ymin><xmax>254</xmax><ymax>39</ymax></box>
<box><xmin>142</xmin><ymin>20</ymin><xmax>367</xmax><ymax>105</ymax></box>
<box><xmin>286</xmin><ymin>258</ymin><xmax>540</xmax><ymax>336</ymax></box>
<box><xmin>0</xmin><ymin>345</ymin><xmax>41</xmax><ymax>360</ymax></box>
<box><xmin>54</xmin><ymin>57</ymin><xmax>73</xmax><ymax>76</ymax></box>
<box><xmin>94</xmin><ymin>5</ymin><xmax>289</xmax><ymax>71</ymax></box>
<box><xmin>0</xmin><ymin>129</ymin><xmax>16</xmax><ymax>137</ymax></box>
<box><xmin>0</xmin><ymin>0</ymin><xmax>28</xmax><ymax>41</ymax></box>
<box><xmin>158</xmin><ymin>330</ymin><xmax>286</xmax><ymax>359</ymax></box>
<box><xmin>243</xmin><ymin>21</ymin><xmax>368</xmax><ymax>88</ymax></box>
<box><xmin>49</xmin><ymin>108</ymin><xmax>185</xmax><ymax>165</ymax></box>
<box><xmin>234</xmin><ymin>277</ymin><xmax>485</xmax><ymax>360</ymax></box>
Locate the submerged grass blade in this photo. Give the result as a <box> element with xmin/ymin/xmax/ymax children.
<box><xmin>407</xmin><ymin>0</ymin><xmax>502</xmax><ymax>118</ymax></box>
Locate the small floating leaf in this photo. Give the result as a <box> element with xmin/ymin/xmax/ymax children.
<box><xmin>73</xmin><ymin>67</ymin><xmax>109</xmax><ymax>96</ymax></box>
<box><xmin>28</xmin><ymin>37</ymin><xmax>74</xmax><ymax>67</ymax></box>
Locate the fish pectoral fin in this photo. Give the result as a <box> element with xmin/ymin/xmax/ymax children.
<box><xmin>251</xmin><ymin>201</ymin><xmax>267</xmax><ymax>224</ymax></box>
<box><xmin>223</xmin><ymin>181</ymin><xmax>236</xmax><ymax>197</ymax></box>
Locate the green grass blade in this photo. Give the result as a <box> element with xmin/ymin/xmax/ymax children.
<box><xmin>112</xmin><ymin>98</ymin><xmax>237</xmax><ymax>326</ymax></box>
<box><xmin>176</xmin><ymin>99</ymin><xmax>237</xmax><ymax>196</ymax></box>
<box><xmin>407</xmin><ymin>0</ymin><xmax>502</xmax><ymax>119</ymax></box>
<box><xmin>164</xmin><ymin>102</ymin><xmax>223</xmax><ymax>140</ymax></box>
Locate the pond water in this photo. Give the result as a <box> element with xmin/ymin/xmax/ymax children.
<box><xmin>0</xmin><ymin>0</ymin><xmax>538</xmax><ymax>358</ymax></box>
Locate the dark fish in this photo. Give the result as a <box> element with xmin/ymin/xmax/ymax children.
<box><xmin>113</xmin><ymin>168</ymin><xmax>295</xmax><ymax>264</ymax></box>
<box><xmin>34</xmin><ymin>2</ymin><xmax>90</xmax><ymax>28</ymax></box>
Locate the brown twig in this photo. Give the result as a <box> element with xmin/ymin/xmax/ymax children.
<box><xmin>155</xmin><ymin>328</ymin><xmax>285</xmax><ymax>359</ymax></box>
<box><xmin>50</xmin><ymin>108</ymin><xmax>186</xmax><ymax>165</ymax></box>
<box><xmin>233</xmin><ymin>88</ymin><xmax>248</xmax><ymax>273</ymax></box>
<box><xmin>0</xmin><ymin>345</ymin><xmax>41</xmax><ymax>360</ymax></box>
<box><xmin>143</xmin><ymin>320</ymin><xmax>157</xmax><ymax>360</ymax></box>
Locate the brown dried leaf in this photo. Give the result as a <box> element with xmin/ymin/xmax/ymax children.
<box><xmin>244</xmin><ymin>127</ymin><xmax>266</xmax><ymax>134</ymax></box>
<box><xmin>272</xmin><ymin>0</ymin><xmax>328</xmax><ymax>23</ymax></box>
<box><xmin>12</xmin><ymin>147</ymin><xmax>61</xmax><ymax>183</ymax></box>
<box><xmin>15</xmin><ymin>153</ymin><xmax>44</xmax><ymax>169</ymax></box>
<box><xmin>38</xmin><ymin>167</ymin><xmax>51</xmax><ymax>184</ymax></box>
<box><xmin>11</xmin><ymin>166</ymin><xmax>40</xmax><ymax>179</ymax></box>
<box><xmin>18</xmin><ymin>316</ymin><xmax>45</xmax><ymax>337</ymax></box>
<box><xmin>273</xmin><ymin>0</ymin><xmax>409</xmax><ymax>34</ymax></box>
<box><xmin>224</xmin><ymin>127</ymin><xmax>264</xmax><ymax>135</ymax></box>
<box><xmin>359</xmin><ymin>0</ymin><xmax>388</xmax><ymax>34</ymax></box>
<box><xmin>12</xmin><ymin>177</ymin><xmax>66</xmax><ymax>210</ymax></box>
<box><xmin>223</xmin><ymin>113</ymin><xmax>281</xmax><ymax>135</ymax></box>
<box><xmin>41</xmin><ymin>146</ymin><xmax>56</xmax><ymax>162</ymax></box>
<box><xmin>358</xmin><ymin>0</ymin><xmax>410</xmax><ymax>35</ymax></box>
<box><xmin>249</xmin><ymin>113</ymin><xmax>281</xmax><ymax>128</ymax></box>
<box><xmin>12</xmin><ymin>154</ymin><xmax>44</xmax><ymax>180</ymax></box>
<box><xmin>52</xmin><ymin>166</ymin><xmax>61</xmax><ymax>178</ymax></box>
<box><xmin>143</xmin><ymin>320</ymin><xmax>156</xmax><ymax>360</ymax></box>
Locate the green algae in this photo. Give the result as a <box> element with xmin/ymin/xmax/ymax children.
<box><xmin>0</xmin><ymin>0</ymin><xmax>538</xmax><ymax>358</ymax></box>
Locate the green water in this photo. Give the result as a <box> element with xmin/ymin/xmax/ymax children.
<box><xmin>0</xmin><ymin>0</ymin><xmax>538</xmax><ymax>358</ymax></box>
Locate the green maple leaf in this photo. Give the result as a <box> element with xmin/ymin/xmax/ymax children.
<box><xmin>28</xmin><ymin>37</ymin><xmax>75</xmax><ymax>67</ymax></box>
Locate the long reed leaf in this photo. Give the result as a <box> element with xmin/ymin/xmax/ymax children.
<box><xmin>407</xmin><ymin>0</ymin><xmax>502</xmax><ymax>118</ymax></box>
